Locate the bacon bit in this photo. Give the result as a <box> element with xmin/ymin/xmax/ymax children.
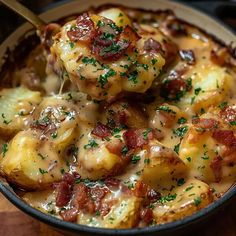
<box><xmin>67</xmin><ymin>13</ymin><xmax>95</xmax><ymax>43</ymax></box>
<box><xmin>71</xmin><ymin>183</ymin><xmax>95</xmax><ymax>214</ymax></box>
<box><xmin>210</xmin><ymin>48</ymin><xmax>231</xmax><ymax>67</ymax></box>
<box><xmin>210</xmin><ymin>156</ymin><xmax>223</xmax><ymax>182</ymax></box>
<box><xmin>118</xmin><ymin>111</ymin><xmax>127</xmax><ymax>125</ymax></box>
<box><xmin>60</xmin><ymin>207</ymin><xmax>78</xmax><ymax>222</ymax></box>
<box><xmin>140</xmin><ymin>208</ymin><xmax>154</xmax><ymax>224</ymax></box>
<box><xmin>194</xmin><ymin>118</ymin><xmax>218</xmax><ymax>131</ymax></box>
<box><xmin>147</xmin><ymin>189</ymin><xmax>161</xmax><ymax>203</ymax></box>
<box><xmin>62</xmin><ymin>173</ymin><xmax>75</xmax><ymax>185</ymax></box>
<box><xmin>179</xmin><ymin>50</ymin><xmax>196</xmax><ymax>65</ymax></box>
<box><xmin>134</xmin><ymin>181</ymin><xmax>148</xmax><ymax>198</ymax></box>
<box><xmin>120</xmin><ymin>25</ymin><xmax>140</xmax><ymax>48</ymax></box>
<box><xmin>104</xmin><ymin>178</ymin><xmax>121</xmax><ymax>188</ymax></box>
<box><xmin>91</xmin><ymin>122</ymin><xmax>111</xmax><ymax>139</ymax></box>
<box><xmin>162</xmin><ymin>40</ymin><xmax>178</xmax><ymax>64</ymax></box>
<box><xmin>160</xmin><ymin>78</ymin><xmax>189</xmax><ymax>100</ymax></box>
<box><xmin>212</xmin><ymin>130</ymin><xmax>236</xmax><ymax>148</ymax></box>
<box><xmin>106</xmin><ymin>139</ymin><xmax>124</xmax><ymax>156</ymax></box>
<box><xmin>143</xmin><ymin>38</ymin><xmax>162</xmax><ymax>54</ymax></box>
<box><xmin>220</xmin><ymin>106</ymin><xmax>236</xmax><ymax>123</ymax></box>
<box><xmin>92</xmin><ymin>25</ymin><xmax>139</xmax><ymax>62</ymax></box>
<box><xmin>56</xmin><ymin>181</ymin><xmax>72</xmax><ymax>207</ymax></box>
<box><xmin>90</xmin><ymin>186</ymin><xmax>110</xmax><ymax>200</ymax></box>
<box><xmin>123</xmin><ymin>129</ymin><xmax>154</xmax><ymax>149</ymax></box>
<box><xmin>99</xmin><ymin>202</ymin><xmax>112</xmax><ymax>216</ymax></box>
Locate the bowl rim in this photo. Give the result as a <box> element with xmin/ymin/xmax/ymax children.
<box><xmin>1</xmin><ymin>181</ymin><xmax>236</xmax><ymax>235</ymax></box>
<box><xmin>0</xmin><ymin>0</ymin><xmax>236</xmax><ymax>234</ymax></box>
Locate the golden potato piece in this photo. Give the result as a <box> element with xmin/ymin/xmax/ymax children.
<box><xmin>141</xmin><ymin>140</ymin><xmax>187</xmax><ymax>191</ymax></box>
<box><xmin>153</xmin><ymin>179</ymin><xmax>213</xmax><ymax>224</ymax></box>
<box><xmin>78</xmin><ymin>195</ymin><xmax>140</xmax><ymax>229</ymax></box>
<box><xmin>76</xmin><ymin>127</ymin><xmax>125</xmax><ymax>180</ymax></box>
<box><xmin>0</xmin><ymin>86</ymin><xmax>41</xmax><ymax>136</ymax></box>
<box><xmin>0</xmin><ymin>130</ymin><xmax>67</xmax><ymax>190</ymax></box>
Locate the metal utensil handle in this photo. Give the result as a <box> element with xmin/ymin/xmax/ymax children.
<box><xmin>0</xmin><ymin>0</ymin><xmax>46</xmax><ymax>29</ymax></box>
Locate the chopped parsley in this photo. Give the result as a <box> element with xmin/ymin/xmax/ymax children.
<box><xmin>100</xmin><ymin>32</ymin><xmax>115</xmax><ymax>40</ymax></box>
<box><xmin>229</xmin><ymin>121</ymin><xmax>236</xmax><ymax>126</ymax></box>
<box><xmin>185</xmin><ymin>185</ymin><xmax>194</xmax><ymax>191</ymax></box>
<box><xmin>131</xmin><ymin>155</ymin><xmax>141</xmax><ymax>164</ymax></box>
<box><xmin>177</xmin><ymin>178</ymin><xmax>185</xmax><ymax>186</ymax></box>
<box><xmin>159</xmin><ymin>193</ymin><xmax>177</xmax><ymax>204</ymax></box>
<box><xmin>174</xmin><ymin>143</ymin><xmax>180</xmax><ymax>154</ymax></box>
<box><xmin>186</xmin><ymin>157</ymin><xmax>192</xmax><ymax>162</ymax></box>
<box><xmin>98</xmin><ymin>69</ymin><xmax>116</xmax><ymax>88</ymax></box>
<box><xmin>60</xmin><ymin>168</ymin><xmax>65</xmax><ymax>174</ymax></box>
<box><xmin>84</xmin><ymin>139</ymin><xmax>98</xmax><ymax>149</ymax></box>
<box><xmin>194</xmin><ymin>87</ymin><xmax>202</xmax><ymax>95</ymax></box>
<box><xmin>97</xmin><ymin>20</ymin><xmax>105</xmax><ymax>27</ymax></box>
<box><xmin>100</xmin><ymin>43</ymin><xmax>121</xmax><ymax>56</ymax></box>
<box><xmin>218</xmin><ymin>101</ymin><xmax>228</xmax><ymax>110</ymax></box>
<box><xmin>69</xmin><ymin>42</ymin><xmax>75</xmax><ymax>49</ymax></box>
<box><xmin>142</xmin><ymin>128</ymin><xmax>152</xmax><ymax>140</ymax></box>
<box><xmin>127</xmin><ymin>70</ymin><xmax>138</xmax><ymax>84</ymax></box>
<box><xmin>1</xmin><ymin>113</ymin><xmax>12</xmax><ymax>125</ymax></box>
<box><xmin>156</xmin><ymin>106</ymin><xmax>176</xmax><ymax>114</ymax></box>
<box><xmin>193</xmin><ymin>197</ymin><xmax>202</xmax><ymax>206</ymax></box>
<box><xmin>39</xmin><ymin>168</ymin><xmax>48</xmax><ymax>174</ymax></box>
<box><xmin>1</xmin><ymin>143</ymin><xmax>8</xmax><ymax>157</ymax></box>
<box><xmin>177</xmin><ymin>117</ymin><xmax>187</xmax><ymax>124</ymax></box>
<box><xmin>144</xmin><ymin>158</ymin><xmax>150</xmax><ymax>164</ymax></box>
<box><xmin>121</xmin><ymin>146</ymin><xmax>128</xmax><ymax>155</ymax></box>
<box><xmin>38</xmin><ymin>153</ymin><xmax>47</xmax><ymax>160</ymax></box>
<box><xmin>51</xmin><ymin>132</ymin><xmax>57</xmax><ymax>139</ymax></box>
<box><xmin>151</xmin><ymin>58</ymin><xmax>158</xmax><ymax>65</ymax></box>
<box><xmin>82</xmin><ymin>57</ymin><xmax>98</xmax><ymax>66</ymax></box>
<box><xmin>173</xmin><ymin>126</ymin><xmax>188</xmax><ymax>138</ymax></box>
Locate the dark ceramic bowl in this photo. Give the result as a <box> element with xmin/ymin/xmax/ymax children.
<box><xmin>0</xmin><ymin>0</ymin><xmax>236</xmax><ymax>235</ymax></box>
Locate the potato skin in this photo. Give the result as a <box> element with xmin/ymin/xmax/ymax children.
<box><xmin>0</xmin><ymin>130</ymin><xmax>66</xmax><ymax>190</ymax></box>
<box><xmin>153</xmin><ymin>179</ymin><xmax>213</xmax><ymax>224</ymax></box>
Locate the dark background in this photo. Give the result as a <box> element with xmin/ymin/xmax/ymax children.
<box><xmin>0</xmin><ymin>0</ymin><xmax>235</xmax><ymax>43</ymax></box>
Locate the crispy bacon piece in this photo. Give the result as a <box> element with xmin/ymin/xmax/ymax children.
<box><xmin>179</xmin><ymin>50</ymin><xmax>196</xmax><ymax>65</ymax></box>
<box><xmin>91</xmin><ymin>122</ymin><xmax>111</xmax><ymax>139</ymax></box>
<box><xmin>134</xmin><ymin>181</ymin><xmax>148</xmax><ymax>198</ymax></box>
<box><xmin>160</xmin><ymin>77</ymin><xmax>190</xmax><ymax>100</ymax></box>
<box><xmin>56</xmin><ymin>181</ymin><xmax>72</xmax><ymax>207</ymax></box>
<box><xmin>140</xmin><ymin>208</ymin><xmax>154</xmax><ymax>224</ymax></box>
<box><xmin>92</xmin><ymin>25</ymin><xmax>139</xmax><ymax>62</ymax></box>
<box><xmin>123</xmin><ymin>129</ymin><xmax>154</xmax><ymax>149</ymax></box>
<box><xmin>104</xmin><ymin>178</ymin><xmax>121</xmax><ymax>188</ymax></box>
<box><xmin>147</xmin><ymin>189</ymin><xmax>161</xmax><ymax>203</ymax></box>
<box><xmin>212</xmin><ymin>130</ymin><xmax>236</xmax><ymax>148</ymax></box>
<box><xmin>60</xmin><ymin>207</ymin><xmax>78</xmax><ymax>222</ymax></box>
<box><xmin>220</xmin><ymin>106</ymin><xmax>236</xmax><ymax>124</ymax></box>
<box><xmin>67</xmin><ymin>13</ymin><xmax>95</xmax><ymax>43</ymax></box>
<box><xmin>210</xmin><ymin>156</ymin><xmax>223</xmax><ymax>183</ymax></box>
<box><xmin>194</xmin><ymin>118</ymin><xmax>218</xmax><ymax>131</ymax></box>
<box><xmin>62</xmin><ymin>173</ymin><xmax>75</xmax><ymax>185</ymax></box>
<box><xmin>106</xmin><ymin>139</ymin><xmax>125</xmax><ymax>156</ymax></box>
<box><xmin>162</xmin><ymin>39</ymin><xmax>178</xmax><ymax>64</ymax></box>
<box><xmin>143</xmin><ymin>38</ymin><xmax>162</xmax><ymax>54</ymax></box>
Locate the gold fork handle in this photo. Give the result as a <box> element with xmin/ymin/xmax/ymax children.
<box><xmin>0</xmin><ymin>0</ymin><xmax>46</xmax><ymax>29</ymax></box>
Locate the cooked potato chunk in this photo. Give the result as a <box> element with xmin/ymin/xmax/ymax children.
<box><xmin>49</xmin><ymin>10</ymin><xmax>167</xmax><ymax>100</ymax></box>
<box><xmin>0</xmin><ymin>130</ymin><xmax>67</xmax><ymax>190</ymax></box>
<box><xmin>0</xmin><ymin>86</ymin><xmax>41</xmax><ymax>136</ymax></box>
<box><xmin>141</xmin><ymin>140</ymin><xmax>187</xmax><ymax>191</ymax></box>
<box><xmin>78</xmin><ymin>195</ymin><xmax>140</xmax><ymax>228</ymax></box>
<box><xmin>153</xmin><ymin>179</ymin><xmax>213</xmax><ymax>224</ymax></box>
<box><xmin>76</xmin><ymin>126</ymin><xmax>125</xmax><ymax>180</ymax></box>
